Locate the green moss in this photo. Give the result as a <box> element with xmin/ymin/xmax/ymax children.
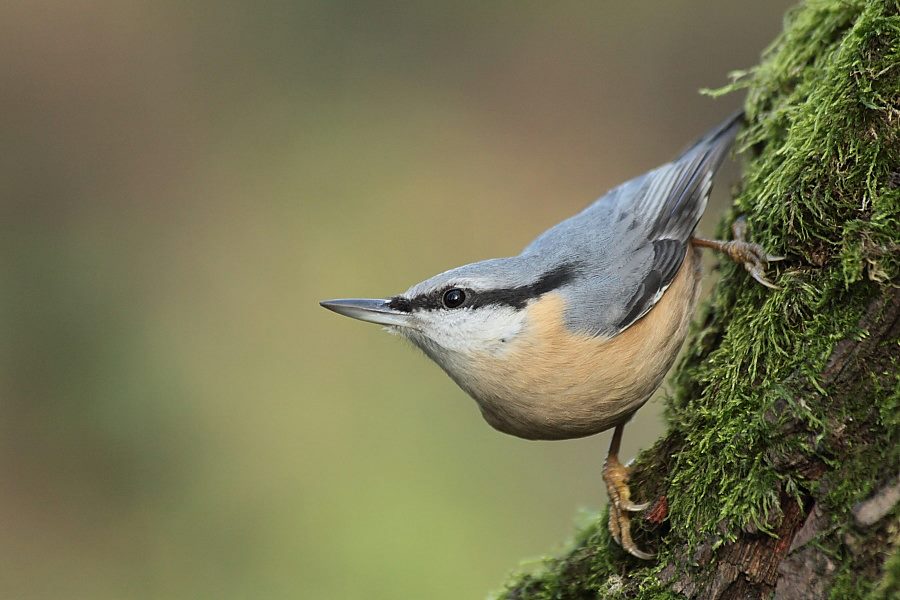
<box><xmin>500</xmin><ymin>0</ymin><xmax>899</xmax><ymax>597</ymax></box>
<box><xmin>829</xmin><ymin>564</ymin><xmax>874</xmax><ymax>600</ymax></box>
<box><xmin>868</xmin><ymin>546</ymin><xmax>900</xmax><ymax>600</ymax></box>
<box><xmin>494</xmin><ymin>507</ymin><xmax>620</xmax><ymax>599</ymax></box>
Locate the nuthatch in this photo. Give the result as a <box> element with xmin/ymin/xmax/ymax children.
<box><xmin>321</xmin><ymin>112</ymin><xmax>781</xmax><ymax>559</ymax></box>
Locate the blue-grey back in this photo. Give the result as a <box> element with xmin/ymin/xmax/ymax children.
<box><xmin>520</xmin><ymin>111</ymin><xmax>741</xmax><ymax>337</ymax></box>
<box><xmin>401</xmin><ymin>112</ymin><xmax>741</xmax><ymax>338</ymax></box>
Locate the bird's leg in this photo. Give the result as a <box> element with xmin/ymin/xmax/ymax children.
<box><xmin>692</xmin><ymin>217</ymin><xmax>785</xmax><ymax>289</ymax></box>
<box><xmin>602</xmin><ymin>423</ymin><xmax>653</xmax><ymax>560</ymax></box>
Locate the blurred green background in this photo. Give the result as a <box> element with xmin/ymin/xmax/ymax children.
<box><xmin>1</xmin><ymin>1</ymin><xmax>794</xmax><ymax>598</ymax></box>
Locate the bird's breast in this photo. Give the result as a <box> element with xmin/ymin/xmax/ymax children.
<box><xmin>460</xmin><ymin>248</ymin><xmax>702</xmax><ymax>440</ymax></box>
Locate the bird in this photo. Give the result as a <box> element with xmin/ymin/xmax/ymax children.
<box><xmin>320</xmin><ymin>111</ymin><xmax>781</xmax><ymax>559</ymax></box>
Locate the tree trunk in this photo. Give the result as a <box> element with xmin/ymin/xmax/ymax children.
<box><xmin>499</xmin><ymin>1</ymin><xmax>899</xmax><ymax>598</ymax></box>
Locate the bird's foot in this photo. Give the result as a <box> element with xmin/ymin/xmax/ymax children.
<box><xmin>603</xmin><ymin>454</ymin><xmax>654</xmax><ymax>560</ymax></box>
<box><xmin>693</xmin><ymin>217</ymin><xmax>785</xmax><ymax>289</ymax></box>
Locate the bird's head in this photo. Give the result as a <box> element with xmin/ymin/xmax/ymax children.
<box><xmin>320</xmin><ymin>258</ymin><xmax>577</xmax><ymax>372</ymax></box>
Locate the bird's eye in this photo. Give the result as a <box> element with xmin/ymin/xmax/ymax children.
<box><xmin>442</xmin><ymin>288</ymin><xmax>466</xmax><ymax>309</ymax></box>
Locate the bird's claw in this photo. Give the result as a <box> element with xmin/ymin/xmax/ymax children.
<box><xmin>603</xmin><ymin>455</ymin><xmax>654</xmax><ymax>560</ymax></box>
<box><xmin>694</xmin><ymin>217</ymin><xmax>784</xmax><ymax>289</ymax></box>
<box><xmin>750</xmin><ymin>269</ymin><xmax>780</xmax><ymax>290</ymax></box>
<box><xmin>621</xmin><ymin>499</ymin><xmax>652</xmax><ymax>512</ymax></box>
<box><xmin>728</xmin><ymin>218</ymin><xmax>782</xmax><ymax>289</ymax></box>
<box><xmin>729</xmin><ymin>241</ymin><xmax>781</xmax><ymax>289</ymax></box>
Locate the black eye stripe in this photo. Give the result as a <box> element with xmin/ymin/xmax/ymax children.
<box><xmin>387</xmin><ymin>296</ymin><xmax>413</xmax><ymax>312</ymax></box>
<box><xmin>388</xmin><ymin>262</ymin><xmax>578</xmax><ymax>313</ymax></box>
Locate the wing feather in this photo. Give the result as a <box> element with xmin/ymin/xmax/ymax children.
<box><xmin>612</xmin><ymin>111</ymin><xmax>742</xmax><ymax>332</ymax></box>
<box><xmin>522</xmin><ymin>112</ymin><xmax>743</xmax><ymax>338</ymax></box>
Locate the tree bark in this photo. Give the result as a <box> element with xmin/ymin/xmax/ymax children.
<box><xmin>499</xmin><ymin>1</ymin><xmax>899</xmax><ymax>598</ymax></box>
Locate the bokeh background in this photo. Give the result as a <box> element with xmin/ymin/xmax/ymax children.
<box><xmin>1</xmin><ymin>2</ymin><xmax>795</xmax><ymax>598</ymax></box>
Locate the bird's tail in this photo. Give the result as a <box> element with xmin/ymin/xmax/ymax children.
<box><xmin>644</xmin><ymin>109</ymin><xmax>744</xmax><ymax>246</ymax></box>
<box><xmin>675</xmin><ymin>109</ymin><xmax>744</xmax><ymax>165</ymax></box>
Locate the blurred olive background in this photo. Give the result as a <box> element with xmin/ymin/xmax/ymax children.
<box><xmin>1</xmin><ymin>2</ymin><xmax>794</xmax><ymax>598</ymax></box>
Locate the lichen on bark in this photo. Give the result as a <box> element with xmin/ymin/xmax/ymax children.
<box><xmin>497</xmin><ymin>1</ymin><xmax>899</xmax><ymax>598</ymax></box>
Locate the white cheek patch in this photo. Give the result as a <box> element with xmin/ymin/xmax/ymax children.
<box><xmin>416</xmin><ymin>306</ymin><xmax>526</xmax><ymax>355</ymax></box>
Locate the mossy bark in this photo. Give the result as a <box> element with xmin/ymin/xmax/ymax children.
<box><xmin>498</xmin><ymin>1</ymin><xmax>899</xmax><ymax>598</ymax></box>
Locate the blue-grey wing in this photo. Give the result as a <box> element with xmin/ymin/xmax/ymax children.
<box><xmin>525</xmin><ymin>112</ymin><xmax>742</xmax><ymax>337</ymax></box>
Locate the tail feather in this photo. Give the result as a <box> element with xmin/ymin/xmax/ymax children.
<box><xmin>651</xmin><ymin>110</ymin><xmax>744</xmax><ymax>239</ymax></box>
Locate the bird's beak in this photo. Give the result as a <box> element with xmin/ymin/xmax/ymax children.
<box><xmin>319</xmin><ymin>298</ymin><xmax>412</xmax><ymax>328</ymax></box>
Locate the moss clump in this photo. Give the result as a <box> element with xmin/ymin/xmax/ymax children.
<box><xmin>499</xmin><ymin>0</ymin><xmax>899</xmax><ymax>597</ymax></box>
<box><xmin>868</xmin><ymin>546</ymin><xmax>900</xmax><ymax>599</ymax></box>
